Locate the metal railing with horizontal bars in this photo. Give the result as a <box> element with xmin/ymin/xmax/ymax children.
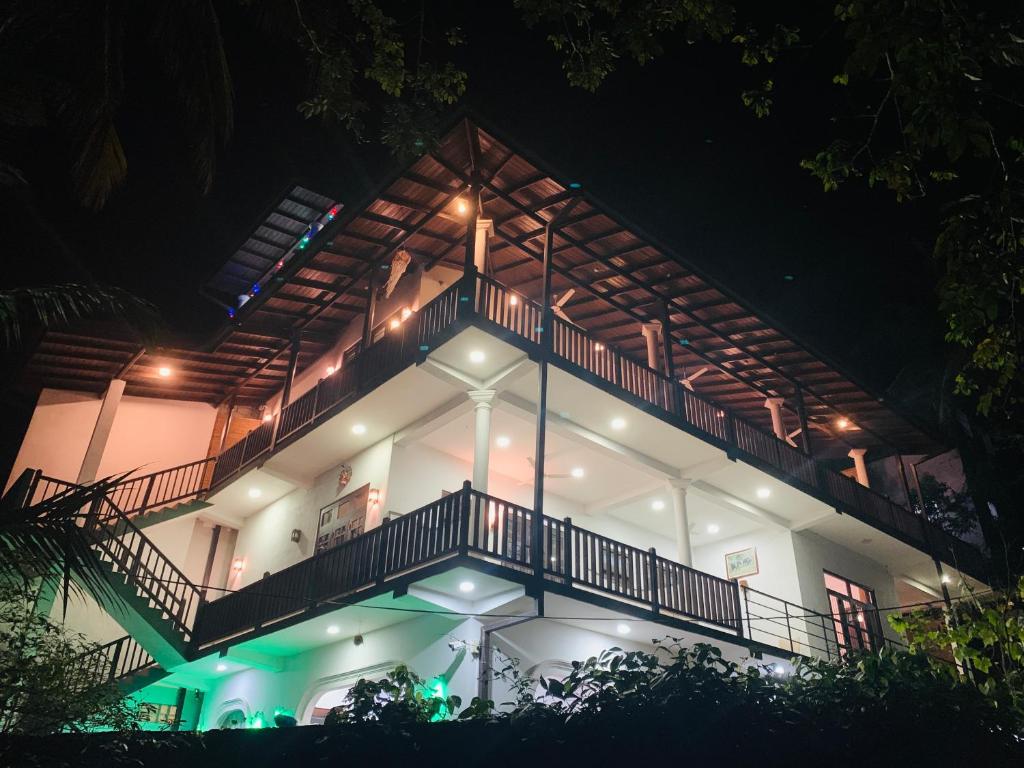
<box><xmin>193</xmin><ymin>484</ymin><xmax>744</xmax><ymax>647</ymax></box>
<box><xmin>75</xmin><ymin>634</ymin><xmax>158</xmax><ymax>690</ymax></box>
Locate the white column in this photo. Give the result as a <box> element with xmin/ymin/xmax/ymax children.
<box><xmin>669</xmin><ymin>480</ymin><xmax>693</xmax><ymax>566</ymax></box>
<box><xmin>848</xmin><ymin>448</ymin><xmax>869</xmax><ymax>487</ymax></box>
<box><xmin>764</xmin><ymin>397</ymin><xmax>787</xmax><ymax>441</ymax></box>
<box><xmin>468</xmin><ymin>389</ymin><xmax>497</xmax><ymax>493</ymax></box>
<box><xmin>77</xmin><ymin>378</ymin><xmax>126</xmax><ymax>483</ymax></box>
<box><xmin>474</xmin><ymin>219</ymin><xmax>493</xmax><ymax>275</ymax></box>
<box><xmin>641</xmin><ymin>322</ymin><xmax>661</xmax><ymax>371</ymax></box>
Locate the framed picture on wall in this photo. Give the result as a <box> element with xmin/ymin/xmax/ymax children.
<box><xmin>316</xmin><ymin>484</ymin><xmax>370</xmax><ymax>554</ymax></box>
<box><xmin>724</xmin><ymin>547</ymin><xmax>759</xmax><ymax>580</ymax></box>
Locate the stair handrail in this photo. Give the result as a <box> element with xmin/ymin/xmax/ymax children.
<box><xmin>105</xmin><ymin>457</ymin><xmax>216</xmax><ymax>516</ymax></box>
<box><xmin>75</xmin><ymin>634</ymin><xmax>158</xmax><ymax>688</ymax></box>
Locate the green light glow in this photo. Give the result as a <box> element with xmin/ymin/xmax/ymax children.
<box><xmin>249</xmin><ymin>711</ymin><xmax>267</xmax><ymax>729</ymax></box>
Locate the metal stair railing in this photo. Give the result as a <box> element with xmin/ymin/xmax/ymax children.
<box><xmin>75</xmin><ymin>634</ymin><xmax>158</xmax><ymax>690</ymax></box>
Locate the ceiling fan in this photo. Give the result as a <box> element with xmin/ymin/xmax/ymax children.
<box><xmin>522</xmin><ymin>455</ymin><xmax>572</xmax><ymax>481</ymax></box>
<box><xmin>551</xmin><ymin>289</ymin><xmax>581</xmax><ymax>327</ymax></box>
<box><xmin>679</xmin><ymin>367</ymin><xmax>710</xmax><ymax>391</ymax></box>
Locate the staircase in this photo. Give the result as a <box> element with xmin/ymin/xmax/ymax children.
<box><xmin>77</xmin><ymin>634</ymin><xmax>168</xmax><ymax>695</ymax></box>
<box><xmin>23</xmin><ymin>466</ymin><xmax>212</xmax><ymax>669</ymax></box>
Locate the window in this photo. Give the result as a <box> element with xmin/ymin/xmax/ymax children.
<box><xmin>823</xmin><ymin>571</ymin><xmax>884</xmax><ymax>653</ymax></box>
<box><xmin>141</xmin><ymin>703</ymin><xmax>178</xmax><ymax>725</ymax></box>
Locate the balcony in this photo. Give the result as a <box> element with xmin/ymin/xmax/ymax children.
<box><xmin>192</xmin><ymin>484</ymin><xmax>899</xmax><ymax>663</ymax></box>
<box><xmin>206</xmin><ymin>273</ymin><xmax>985</xmax><ymax>582</ymax></box>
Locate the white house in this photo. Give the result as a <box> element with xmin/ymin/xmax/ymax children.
<box><xmin>5</xmin><ymin>116</ymin><xmax>988</xmax><ymax>731</ymax></box>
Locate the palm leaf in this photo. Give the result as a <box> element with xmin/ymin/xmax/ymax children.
<box><xmin>0</xmin><ymin>475</ymin><xmax>132</xmax><ymax>610</ymax></box>
<box><xmin>0</xmin><ymin>283</ymin><xmax>159</xmax><ymax>347</ymax></box>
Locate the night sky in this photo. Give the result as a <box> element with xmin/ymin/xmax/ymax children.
<box><xmin>2</xmin><ymin>2</ymin><xmax>944</xmax><ymax>413</ymax></box>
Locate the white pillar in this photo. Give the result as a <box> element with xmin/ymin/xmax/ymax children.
<box><xmin>669</xmin><ymin>480</ymin><xmax>692</xmax><ymax>566</ymax></box>
<box><xmin>77</xmin><ymin>378</ymin><xmax>126</xmax><ymax>483</ymax></box>
<box><xmin>474</xmin><ymin>219</ymin><xmax>493</xmax><ymax>275</ymax></box>
<box><xmin>641</xmin><ymin>322</ymin><xmax>661</xmax><ymax>371</ymax></box>
<box><xmin>468</xmin><ymin>389</ymin><xmax>497</xmax><ymax>493</ymax></box>
<box><xmin>764</xmin><ymin>397</ymin><xmax>786</xmax><ymax>441</ymax></box>
<box><xmin>848</xmin><ymin>448</ymin><xmax>869</xmax><ymax>487</ymax></box>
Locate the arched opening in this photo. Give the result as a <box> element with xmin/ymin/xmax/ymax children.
<box><xmin>307</xmin><ymin>686</ymin><xmax>352</xmax><ymax>725</ymax></box>
<box><xmin>217</xmin><ymin>708</ymin><xmax>247</xmax><ymax>729</ymax></box>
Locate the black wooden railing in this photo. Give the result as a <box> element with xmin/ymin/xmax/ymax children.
<box><xmin>193</xmin><ymin>484</ymin><xmax>743</xmax><ymax>647</ymax></box>
<box><xmin>76</xmin><ymin>634</ymin><xmax>158</xmax><ymax>689</ymax></box>
<box><xmin>28</xmin><ymin>476</ymin><xmax>204</xmax><ymax>643</ymax></box>
<box><xmin>206</xmin><ymin>270</ymin><xmax>983</xmax><ymax>578</ymax></box>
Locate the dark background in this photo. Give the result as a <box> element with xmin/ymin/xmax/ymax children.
<box><xmin>0</xmin><ymin>2</ymin><xmax>944</xmax><ymax>473</ymax></box>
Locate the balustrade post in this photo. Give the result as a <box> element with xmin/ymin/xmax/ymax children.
<box><xmin>648</xmin><ymin>547</ymin><xmax>660</xmax><ymax>615</ymax></box>
<box><xmin>108</xmin><ymin>638</ymin><xmax>123</xmax><ymax>680</ymax></box>
<box><xmin>375</xmin><ymin>519</ymin><xmax>391</xmax><ymax>585</ymax></box>
<box><xmin>563</xmin><ymin>517</ymin><xmax>573</xmax><ymax>586</ymax></box>
<box><xmin>671</xmin><ymin>380</ymin><xmax>685</xmax><ymax>420</ymax></box>
<box><xmin>743</xmin><ymin>586</ymin><xmax>752</xmax><ymax>640</ymax></box>
<box><xmin>822</xmin><ymin>615</ymin><xmax>832</xmax><ymax>661</ymax></box>
<box><xmin>733</xmin><ymin>580</ymin><xmax>744</xmax><ymax>638</ymax></box>
<box><xmin>139</xmin><ymin>474</ymin><xmax>155</xmax><ymax>514</ymax></box>
<box><xmin>724</xmin><ymin>410</ymin><xmax>737</xmax><ymax>453</ymax></box>
<box><xmin>459</xmin><ymin>480</ymin><xmax>472</xmax><ymax>556</ymax></box>
<box><xmin>784</xmin><ymin>601</ymin><xmax>794</xmax><ymax>652</ymax></box>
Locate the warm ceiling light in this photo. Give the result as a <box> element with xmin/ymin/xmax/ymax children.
<box><xmin>509</xmin><ymin>295</ymin><xmax>518</xmax><ymax>306</ymax></box>
<box><xmin>469</xmin><ymin>349</ymin><xmax>486</xmax><ymax>363</ymax></box>
<box><xmin>941</xmin><ymin>573</ymin><xmax>952</xmax><ymax>584</ymax></box>
<box><xmin>216</xmin><ymin>662</ymin><xmax>228</xmax><ymax>672</ymax></box>
<box><xmin>248</xmin><ymin>487</ymin><xmax>262</xmax><ymax>499</ymax></box>
<box><xmin>326</xmin><ymin>365</ymin><xmax>336</xmax><ymax>375</ymax></box>
<box><xmin>616</xmin><ymin>623</ymin><xmax>631</xmax><ymax>635</ymax></box>
<box><xmin>231</xmin><ymin>558</ymin><xmax>244</xmax><ymax>571</ymax></box>
<box><xmin>401</xmin><ymin>307</ymin><xmax>412</xmax><ymax>320</ymax></box>
<box><xmin>351</xmin><ymin>424</ymin><xmax>367</xmax><ymax>435</ymax></box>
<box><xmin>594</xmin><ymin>343</ymin><xmax>605</xmax><ymax>352</ymax></box>
<box><xmin>837</xmin><ymin>417</ymin><xmax>850</xmax><ymax>429</ymax></box>
<box><xmin>456</xmin><ymin>199</ymin><xmax>468</xmax><ymax>214</ymax></box>
<box><xmin>459</xmin><ymin>580</ymin><xmax>475</xmax><ymax>593</ymax></box>
<box><xmin>570</xmin><ymin>467</ymin><xmax>585</xmax><ymax>479</ymax></box>
<box><xmin>756</xmin><ymin>487</ymin><xmax>771</xmax><ymax>499</ymax></box>
<box><xmin>610</xmin><ymin>417</ymin><xmax>626</xmax><ymax>430</ymax></box>
<box><xmin>326</xmin><ymin>625</ymin><xmax>340</xmax><ymax>635</ymax></box>
<box><xmin>262</xmin><ymin>413</ymin><xmax>273</xmax><ymax>422</ymax></box>
<box><xmin>158</xmin><ymin>366</ymin><xmax>171</xmax><ymax>378</ymax></box>
<box><xmin>651</xmin><ymin>500</ymin><xmax>665</xmax><ymax>511</ymax></box>
<box><xmin>706</xmin><ymin>523</ymin><xmax>720</xmax><ymax>534</ymax></box>
<box><xmin>495</xmin><ymin>436</ymin><xmax>511</xmax><ymax>448</ymax></box>
<box><xmin>389</xmin><ymin>318</ymin><xmax>401</xmax><ymax>330</ymax></box>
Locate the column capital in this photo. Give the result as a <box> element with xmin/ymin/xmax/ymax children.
<box><xmin>847</xmin><ymin>448</ymin><xmax>868</xmax><ymax>459</ymax></box>
<box><xmin>641</xmin><ymin>322</ymin><xmax>662</xmax><ymax>337</ymax></box>
<box><xmin>467</xmin><ymin>389</ymin><xmax>497</xmax><ymax>407</ymax></box>
<box><xmin>764</xmin><ymin>397</ymin><xmax>785</xmax><ymax>409</ymax></box>
<box><xmin>476</xmin><ymin>218</ymin><xmax>494</xmax><ymax>235</ymax></box>
<box><xmin>667</xmin><ymin>477</ymin><xmax>692</xmax><ymax>491</ymax></box>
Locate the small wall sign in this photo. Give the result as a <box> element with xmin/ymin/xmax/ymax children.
<box><xmin>724</xmin><ymin>547</ymin><xmax>759</xmax><ymax>580</ymax></box>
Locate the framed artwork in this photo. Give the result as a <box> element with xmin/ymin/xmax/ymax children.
<box><xmin>316</xmin><ymin>484</ymin><xmax>370</xmax><ymax>554</ymax></box>
<box><xmin>724</xmin><ymin>547</ymin><xmax>759</xmax><ymax>580</ymax></box>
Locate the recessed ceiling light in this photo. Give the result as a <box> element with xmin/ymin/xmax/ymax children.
<box><xmin>216</xmin><ymin>662</ymin><xmax>227</xmax><ymax>672</ymax></box>
<box><xmin>459</xmin><ymin>580</ymin><xmax>475</xmax><ymax>593</ymax></box>
<box><xmin>941</xmin><ymin>574</ymin><xmax>951</xmax><ymax>584</ymax></box>
<box><xmin>610</xmin><ymin>417</ymin><xmax>626</xmax><ymax>430</ymax></box>
<box><xmin>509</xmin><ymin>295</ymin><xmax>518</xmax><ymax>306</ymax></box>
<box><xmin>495</xmin><ymin>436</ymin><xmax>511</xmax><ymax>448</ymax></box>
<box><xmin>706</xmin><ymin>523</ymin><xmax>720</xmax><ymax>534</ymax></box>
<box><xmin>570</xmin><ymin>467</ymin><xmax>585</xmax><ymax>479</ymax></box>
<box><xmin>469</xmin><ymin>349</ymin><xmax>486</xmax><ymax>363</ymax></box>
<box><xmin>326</xmin><ymin>625</ymin><xmax>340</xmax><ymax>635</ymax></box>
<box><xmin>158</xmin><ymin>367</ymin><xmax>171</xmax><ymax>377</ymax></box>
<box><xmin>837</xmin><ymin>417</ymin><xmax>850</xmax><ymax>429</ymax></box>
<box><xmin>389</xmin><ymin>318</ymin><xmax>401</xmax><ymax>330</ymax></box>
<box><xmin>248</xmin><ymin>487</ymin><xmax>262</xmax><ymax>499</ymax></box>
<box><xmin>456</xmin><ymin>199</ymin><xmax>467</xmax><ymax>214</ymax></box>
<box><xmin>262</xmin><ymin>413</ymin><xmax>273</xmax><ymax>422</ymax></box>
<box><xmin>351</xmin><ymin>424</ymin><xmax>367</xmax><ymax>435</ymax></box>
<box><xmin>651</xmin><ymin>500</ymin><xmax>665</xmax><ymax>511</ymax></box>
<box><xmin>616</xmin><ymin>623</ymin><xmax>631</xmax><ymax>635</ymax></box>
<box><xmin>326</xmin><ymin>365</ymin><xmax>336</xmax><ymax>375</ymax></box>
<box><xmin>756</xmin><ymin>487</ymin><xmax>771</xmax><ymax>499</ymax></box>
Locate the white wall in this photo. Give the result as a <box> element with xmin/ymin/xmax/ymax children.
<box><xmin>97</xmin><ymin>396</ymin><xmax>216</xmax><ymax>478</ymax></box>
<box><xmin>6</xmin><ymin>388</ymin><xmax>216</xmax><ymax>491</ymax></box>
<box><xmin>229</xmin><ymin>436</ymin><xmax>395</xmax><ymax>589</ymax></box>
<box><xmin>790</xmin><ymin>530</ymin><xmax>900</xmax><ymax>641</ymax></box>
<box><xmin>7</xmin><ymin>389</ymin><xmax>102</xmax><ymax>490</ymax></box>
<box><xmin>692</xmin><ymin>527</ymin><xmax>802</xmax><ymax>606</ymax></box>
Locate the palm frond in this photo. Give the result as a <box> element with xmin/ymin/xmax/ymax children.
<box><xmin>0</xmin><ymin>283</ymin><xmax>159</xmax><ymax>347</ymax></box>
<box><xmin>0</xmin><ymin>475</ymin><xmax>132</xmax><ymax>610</ymax></box>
